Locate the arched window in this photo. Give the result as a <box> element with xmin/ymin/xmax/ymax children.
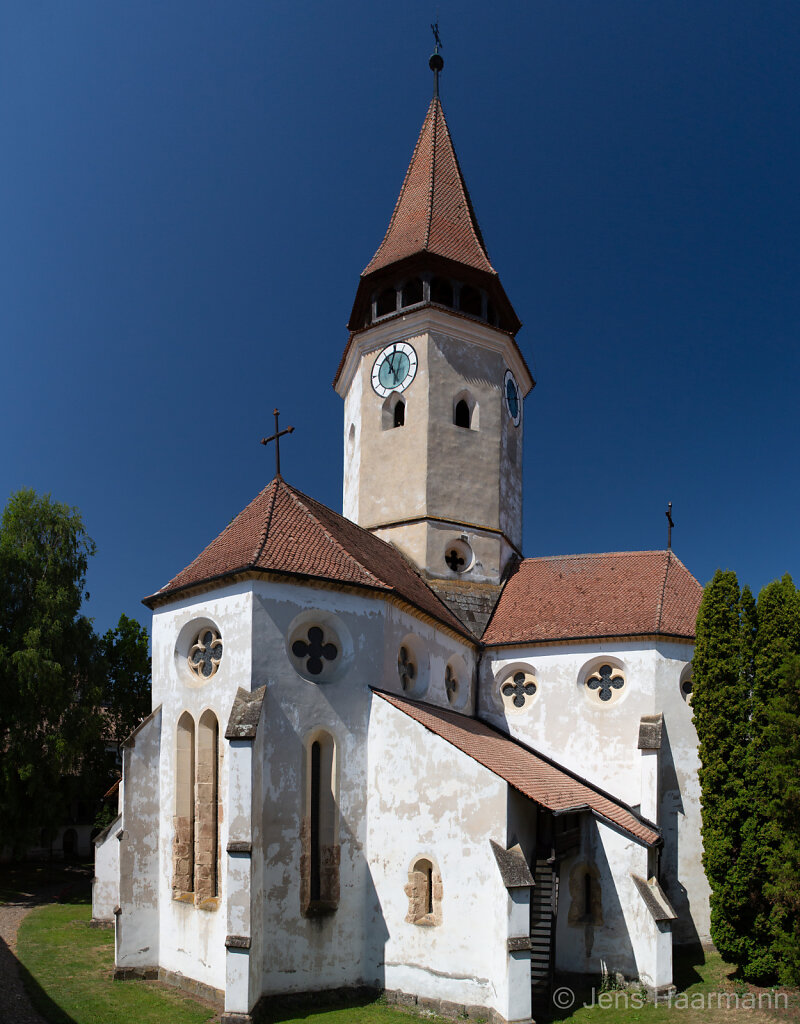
<box><xmin>459</xmin><ymin>284</ymin><xmax>482</xmax><ymax>318</ymax></box>
<box><xmin>405</xmin><ymin>856</ymin><xmax>442</xmax><ymax>925</ymax></box>
<box><xmin>376</xmin><ymin>286</ymin><xmax>397</xmax><ymax>318</ymax></box>
<box><xmin>430</xmin><ymin>277</ymin><xmax>453</xmax><ymax>307</ymax></box>
<box><xmin>393</xmin><ymin>400</ymin><xmax>405</xmax><ymax>427</ymax></box>
<box><xmin>401</xmin><ymin>277</ymin><xmax>423</xmax><ymax>307</ymax></box>
<box><xmin>196</xmin><ymin>711</ymin><xmax>219</xmax><ymax>903</ymax></box>
<box><xmin>302</xmin><ymin>732</ymin><xmax>339</xmax><ymax>915</ymax></box>
<box><xmin>454</xmin><ymin>399</ymin><xmax>470</xmax><ymax>428</ymax></box>
<box><xmin>173</xmin><ymin>712</ymin><xmax>195</xmax><ymax>896</ymax></box>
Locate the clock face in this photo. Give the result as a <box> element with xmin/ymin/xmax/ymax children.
<box><xmin>371</xmin><ymin>342</ymin><xmax>418</xmax><ymax>397</ymax></box>
<box><xmin>504</xmin><ymin>370</ymin><xmax>521</xmax><ymax>426</ymax></box>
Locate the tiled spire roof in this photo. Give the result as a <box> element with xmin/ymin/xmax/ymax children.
<box><xmin>482</xmin><ymin>550</ymin><xmax>703</xmax><ymax>646</ymax></box>
<box><xmin>144</xmin><ymin>477</ymin><xmax>472</xmax><ymax>639</ymax></box>
<box><xmin>363</xmin><ymin>97</ymin><xmax>495</xmax><ymax>276</ymax></box>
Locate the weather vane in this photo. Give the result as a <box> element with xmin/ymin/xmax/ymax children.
<box><xmin>666</xmin><ymin>501</ymin><xmax>675</xmax><ymax>550</ymax></box>
<box><xmin>429</xmin><ymin>18</ymin><xmax>444</xmax><ymax>97</ymax></box>
<box><xmin>260</xmin><ymin>409</ymin><xmax>294</xmax><ymax>479</ymax></box>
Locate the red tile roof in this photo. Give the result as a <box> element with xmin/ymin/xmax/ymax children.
<box><xmin>363</xmin><ymin>97</ymin><xmax>495</xmax><ymax>277</ymax></box>
<box><xmin>374</xmin><ymin>690</ymin><xmax>660</xmax><ymax>846</ymax></box>
<box><xmin>483</xmin><ymin>550</ymin><xmax>702</xmax><ymax>645</ymax></box>
<box><xmin>144</xmin><ymin>477</ymin><xmax>472</xmax><ymax>638</ymax></box>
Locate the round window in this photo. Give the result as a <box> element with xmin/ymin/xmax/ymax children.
<box><xmin>498</xmin><ymin>669</ymin><xmax>538</xmax><ymax>712</ymax></box>
<box><xmin>444</xmin><ymin>538</ymin><xmax>473</xmax><ymax>574</ymax></box>
<box><xmin>188</xmin><ymin>627</ymin><xmax>223</xmax><ymax>680</ymax></box>
<box><xmin>585</xmin><ymin>663</ymin><xmax>626</xmax><ymax>705</ymax></box>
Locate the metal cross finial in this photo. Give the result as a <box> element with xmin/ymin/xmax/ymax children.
<box><xmin>260</xmin><ymin>408</ymin><xmax>295</xmax><ymax>478</ymax></box>
<box><xmin>429</xmin><ymin>19</ymin><xmax>444</xmax><ymax>98</ymax></box>
<box><xmin>666</xmin><ymin>501</ymin><xmax>675</xmax><ymax>550</ymax></box>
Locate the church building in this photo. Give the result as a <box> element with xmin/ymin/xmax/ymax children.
<box><xmin>93</xmin><ymin>52</ymin><xmax>708</xmax><ymax>1024</ymax></box>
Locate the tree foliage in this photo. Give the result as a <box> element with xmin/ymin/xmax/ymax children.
<box><xmin>0</xmin><ymin>489</ymin><xmax>150</xmax><ymax>853</ymax></box>
<box><xmin>99</xmin><ymin>613</ymin><xmax>151</xmax><ymax>750</ymax></box>
<box><xmin>693</xmin><ymin>569</ymin><xmax>800</xmax><ymax>982</ymax></box>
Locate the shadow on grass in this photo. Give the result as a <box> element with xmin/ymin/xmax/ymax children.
<box><xmin>1</xmin><ymin>933</ymin><xmax>79</xmax><ymax>1024</ymax></box>
<box><xmin>673</xmin><ymin>942</ymin><xmax>706</xmax><ymax>990</ymax></box>
<box><xmin>256</xmin><ymin>987</ymin><xmax>381</xmax><ymax>1022</ymax></box>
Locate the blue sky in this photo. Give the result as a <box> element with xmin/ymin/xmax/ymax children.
<box><xmin>2</xmin><ymin>1</ymin><xmax>798</xmax><ymax>634</ymax></box>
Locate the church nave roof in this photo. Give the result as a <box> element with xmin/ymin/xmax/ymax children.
<box><xmin>483</xmin><ymin>549</ymin><xmax>703</xmax><ymax>646</ymax></box>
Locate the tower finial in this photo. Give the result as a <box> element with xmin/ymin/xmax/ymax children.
<box><xmin>430</xmin><ymin>20</ymin><xmax>444</xmax><ymax>99</ymax></box>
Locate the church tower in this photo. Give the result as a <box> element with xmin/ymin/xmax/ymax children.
<box><xmin>334</xmin><ymin>53</ymin><xmax>533</xmax><ymax>619</ymax></box>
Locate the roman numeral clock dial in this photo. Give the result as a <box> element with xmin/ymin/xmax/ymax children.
<box><xmin>371</xmin><ymin>342</ymin><xmax>418</xmax><ymax>397</ymax></box>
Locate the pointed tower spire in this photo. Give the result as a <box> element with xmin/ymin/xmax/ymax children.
<box><xmin>345</xmin><ymin>53</ymin><xmax>521</xmax><ymax>337</ymax></box>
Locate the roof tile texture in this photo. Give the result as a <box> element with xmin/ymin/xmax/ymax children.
<box><xmin>147</xmin><ymin>477</ymin><xmax>470</xmax><ymax>637</ymax></box>
<box><xmin>363</xmin><ymin>97</ymin><xmax>495</xmax><ymax>277</ymax></box>
<box><xmin>483</xmin><ymin>550</ymin><xmax>702</xmax><ymax>645</ymax></box>
<box><xmin>375</xmin><ymin>690</ymin><xmax>659</xmax><ymax>846</ymax></box>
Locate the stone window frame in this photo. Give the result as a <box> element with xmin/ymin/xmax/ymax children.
<box><xmin>287</xmin><ymin>610</ymin><xmax>352</xmax><ymax>685</ymax></box>
<box><xmin>382</xmin><ymin>391</ymin><xmax>407</xmax><ymax>431</ymax></box>
<box><xmin>452</xmin><ymin>389</ymin><xmax>479</xmax><ymax>431</ymax></box>
<box><xmin>397</xmin><ymin>633</ymin><xmax>429</xmax><ymax>697</ymax></box>
<box><xmin>444</xmin><ymin>537</ymin><xmax>474</xmax><ymax>575</ymax></box>
<box><xmin>495</xmin><ymin>662</ymin><xmax>539</xmax><ymax>714</ymax></box>
<box><xmin>566</xmin><ymin>861</ymin><xmax>603</xmax><ymax>927</ymax></box>
<box><xmin>172</xmin><ymin>708</ymin><xmax>222</xmax><ymax>910</ymax></box>
<box><xmin>679</xmin><ymin>664</ymin><xmax>693</xmax><ymax>705</ymax></box>
<box><xmin>174</xmin><ymin>616</ymin><xmax>225</xmax><ymax>688</ymax></box>
<box><xmin>300</xmin><ymin>729</ymin><xmax>340</xmax><ymax>917</ymax></box>
<box><xmin>405</xmin><ymin>855</ymin><xmax>443</xmax><ymax>926</ymax></box>
<box><xmin>579</xmin><ymin>656</ymin><xmax>628</xmax><ymax>708</ymax></box>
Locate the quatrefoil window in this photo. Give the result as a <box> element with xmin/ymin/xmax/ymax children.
<box><xmin>188</xmin><ymin>628</ymin><xmax>223</xmax><ymax>679</ymax></box>
<box><xmin>501</xmin><ymin>671</ymin><xmax>537</xmax><ymax>710</ymax></box>
<box><xmin>445</xmin><ymin>665</ymin><xmax>459</xmax><ymax>704</ymax></box>
<box><xmin>398</xmin><ymin>645</ymin><xmax>417</xmax><ymax>691</ymax></box>
<box><xmin>586</xmin><ymin>664</ymin><xmax>625</xmax><ymax>703</ymax></box>
<box><xmin>292</xmin><ymin>626</ymin><xmax>338</xmax><ymax>676</ymax></box>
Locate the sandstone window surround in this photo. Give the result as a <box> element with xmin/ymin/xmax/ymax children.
<box><xmin>300</xmin><ymin>730</ymin><xmax>340</xmax><ymax>917</ymax></box>
<box><xmin>405</xmin><ymin>856</ymin><xmax>443</xmax><ymax>926</ymax></box>
<box><xmin>497</xmin><ymin>666</ymin><xmax>539</xmax><ymax>713</ymax></box>
<box><xmin>584</xmin><ymin>661</ymin><xmax>627</xmax><ymax>706</ymax></box>
<box><xmin>679</xmin><ymin>665</ymin><xmax>693</xmax><ymax>704</ymax></box>
<box><xmin>289</xmin><ymin>623</ymin><xmax>340</xmax><ymax>681</ymax></box>
<box><xmin>444</xmin><ymin>537</ymin><xmax>473</xmax><ymax>574</ymax></box>
<box><xmin>172</xmin><ymin>709</ymin><xmax>221</xmax><ymax>909</ymax></box>
<box><xmin>397</xmin><ymin>634</ymin><xmax>429</xmax><ymax>697</ymax></box>
<box><xmin>188</xmin><ymin>627</ymin><xmax>223</xmax><ymax>680</ymax></box>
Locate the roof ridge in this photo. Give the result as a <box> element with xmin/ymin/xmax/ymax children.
<box><xmin>522</xmin><ymin>549</ymin><xmax>669</xmax><ymax>563</ymax></box>
<box><xmin>438</xmin><ymin>100</ymin><xmax>492</xmax><ymax>265</ymax></box>
<box><xmin>654</xmin><ymin>550</ymin><xmax>671</xmax><ymax>633</ymax></box>
<box><xmin>424</xmin><ymin>99</ymin><xmax>438</xmax><ymax>251</ymax></box>
<box><xmin>250</xmin><ymin>477</ymin><xmax>281</xmax><ymax>567</ymax></box>
<box><xmin>279</xmin><ymin>483</ymin><xmax>388</xmax><ymax>589</ymax></box>
<box><xmin>363</xmin><ymin>98</ymin><xmax>436</xmax><ymax>278</ymax></box>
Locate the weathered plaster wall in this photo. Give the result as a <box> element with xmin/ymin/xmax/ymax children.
<box><xmin>116</xmin><ymin>708</ymin><xmax>162</xmax><ymax>970</ymax></box>
<box><xmin>92</xmin><ymin>817</ymin><xmax>121</xmax><ymax>922</ymax></box>
<box><xmin>339</xmin><ymin>308</ymin><xmax>529</xmax><ymax>582</ymax></box>
<box><xmin>555</xmin><ymin>820</ymin><xmax>670</xmax><ymax>988</ymax></box>
<box><xmin>367</xmin><ymin>695</ymin><xmax>515</xmax><ymax>1020</ymax></box>
<box><xmin>481</xmin><ymin>639</ymin><xmax>709</xmax><ymax>945</ymax></box>
<box><xmin>150</xmin><ymin>583</ymin><xmax>254</xmax><ymax>993</ymax></box>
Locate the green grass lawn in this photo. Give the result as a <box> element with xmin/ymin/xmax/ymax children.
<box><xmin>15</xmin><ymin>897</ymin><xmax>800</xmax><ymax>1024</ymax></box>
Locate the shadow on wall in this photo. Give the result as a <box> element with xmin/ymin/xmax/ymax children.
<box><xmin>658</xmin><ymin>721</ymin><xmax>702</xmax><ymax>954</ymax></box>
<box><xmin>259</xmin><ymin>687</ymin><xmax>389</xmax><ymax>995</ymax></box>
<box><xmin>556</xmin><ymin>819</ymin><xmax>637</xmax><ymax>982</ymax></box>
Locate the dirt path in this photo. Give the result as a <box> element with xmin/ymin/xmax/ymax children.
<box><xmin>0</xmin><ymin>895</ymin><xmax>52</xmax><ymax>1024</ymax></box>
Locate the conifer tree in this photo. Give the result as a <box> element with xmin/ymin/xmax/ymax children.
<box><xmin>763</xmin><ymin>654</ymin><xmax>800</xmax><ymax>985</ymax></box>
<box><xmin>692</xmin><ymin>570</ymin><xmax>751</xmax><ymax>967</ymax></box>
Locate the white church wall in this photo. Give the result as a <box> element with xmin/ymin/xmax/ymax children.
<box><xmin>654</xmin><ymin>644</ymin><xmax>710</xmax><ymax>945</ymax></box>
<box><xmin>150</xmin><ymin>583</ymin><xmax>253</xmax><ymax>993</ymax></box>
<box><xmin>92</xmin><ymin>816</ymin><xmax>121</xmax><ymax>922</ymax></box>
<box><xmin>481</xmin><ymin>637</ymin><xmax>709</xmax><ymax>947</ymax></box>
<box><xmin>116</xmin><ymin>708</ymin><xmax>162</xmax><ymax>972</ymax></box>
<box><xmin>367</xmin><ymin>695</ymin><xmax>514</xmax><ymax>1021</ymax></box>
<box><xmin>251</xmin><ymin>579</ymin><xmax>387</xmax><ymax>994</ymax></box>
<box><xmin>555</xmin><ymin>820</ymin><xmax>669</xmax><ymax>988</ymax></box>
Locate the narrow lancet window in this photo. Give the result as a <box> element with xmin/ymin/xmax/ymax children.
<box><xmin>196</xmin><ymin>710</ymin><xmax>219</xmax><ymax>903</ymax></box>
<box><xmin>454</xmin><ymin>399</ymin><xmax>470</xmax><ymax>428</ymax></box>
<box><xmin>394</xmin><ymin>400</ymin><xmax>405</xmax><ymax>427</ymax></box>
<box><xmin>302</xmin><ymin>732</ymin><xmax>339</xmax><ymax>915</ymax></box>
<box><xmin>173</xmin><ymin>713</ymin><xmax>195</xmax><ymax>896</ymax></box>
